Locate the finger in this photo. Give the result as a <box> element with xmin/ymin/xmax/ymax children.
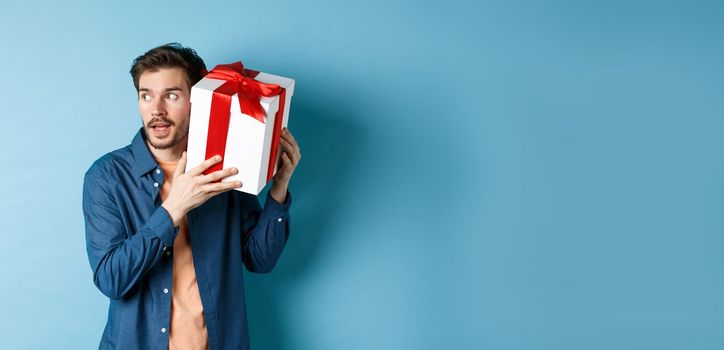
<box><xmin>274</xmin><ymin>152</ymin><xmax>288</xmax><ymax>175</ymax></box>
<box><xmin>273</xmin><ymin>154</ymin><xmax>289</xmax><ymax>180</ymax></box>
<box><xmin>175</xmin><ymin>152</ymin><xmax>188</xmax><ymax>176</ymax></box>
<box><xmin>282</xmin><ymin>128</ymin><xmax>300</xmax><ymax>149</ymax></box>
<box><xmin>282</xmin><ymin>149</ymin><xmax>294</xmax><ymax>168</ymax></box>
<box><xmin>189</xmin><ymin>155</ymin><xmax>223</xmax><ymax>176</ymax></box>
<box><xmin>281</xmin><ymin>136</ymin><xmax>301</xmax><ymax>163</ymax></box>
<box><xmin>201</xmin><ymin>167</ymin><xmax>238</xmax><ymax>183</ymax></box>
<box><xmin>201</xmin><ymin>180</ymin><xmax>242</xmax><ymax>192</ymax></box>
<box><xmin>282</xmin><ymin>151</ymin><xmax>295</xmax><ymax>170</ymax></box>
<box><xmin>201</xmin><ymin>186</ymin><xmax>235</xmax><ymax>202</ymax></box>
<box><xmin>279</xmin><ymin>151</ymin><xmax>288</xmax><ymax>168</ymax></box>
<box><xmin>280</xmin><ymin>137</ymin><xmax>299</xmax><ymax>158</ymax></box>
<box><xmin>280</xmin><ymin>144</ymin><xmax>299</xmax><ymax>167</ymax></box>
<box><xmin>279</xmin><ymin>137</ymin><xmax>289</xmax><ymax>152</ymax></box>
<box><xmin>207</xmin><ymin>187</ymin><xmax>235</xmax><ymax>198</ymax></box>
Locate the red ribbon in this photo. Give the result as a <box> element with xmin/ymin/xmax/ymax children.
<box><xmin>202</xmin><ymin>62</ymin><xmax>287</xmax><ymax>184</ymax></box>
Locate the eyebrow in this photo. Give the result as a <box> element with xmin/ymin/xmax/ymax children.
<box><xmin>138</xmin><ymin>87</ymin><xmax>183</xmax><ymax>93</ymax></box>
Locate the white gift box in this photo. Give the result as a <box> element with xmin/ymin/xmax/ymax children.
<box><xmin>186</xmin><ymin>67</ymin><xmax>295</xmax><ymax>195</ymax></box>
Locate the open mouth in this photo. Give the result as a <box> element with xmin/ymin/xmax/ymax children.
<box><xmin>149</xmin><ymin>123</ymin><xmax>172</xmax><ymax>136</ymax></box>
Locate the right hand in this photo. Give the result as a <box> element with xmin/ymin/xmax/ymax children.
<box><xmin>161</xmin><ymin>152</ymin><xmax>242</xmax><ymax>227</ymax></box>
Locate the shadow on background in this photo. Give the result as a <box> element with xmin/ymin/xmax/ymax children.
<box><xmin>244</xmin><ymin>97</ymin><xmax>367</xmax><ymax>350</ymax></box>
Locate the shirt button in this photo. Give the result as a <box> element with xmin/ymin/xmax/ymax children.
<box><xmin>154</xmin><ymin>182</ymin><xmax>159</xmax><ymax>188</ymax></box>
<box><xmin>161</xmin><ymin>327</ymin><xmax>167</xmax><ymax>333</ymax></box>
<box><xmin>165</xmin><ymin>250</ymin><xmax>171</xmax><ymax>256</ymax></box>
<box><xmin>162</xmin><ymin>246</ymin><xmax>167</xmax><ymax>251</ymax></box>
<box><xmin>156</xmin><ymin>169</ymin><xmax>161</xmax><ymax>174</ymax></box>
<box><xmin>163</xmin><ymin>288</ymin><xmax>169</xmax><ymax>294</ymax></box>
<box><xmin>277</xmin><ymin>217</ymin><xmax>283</xmax><ymax>222</ymax></box>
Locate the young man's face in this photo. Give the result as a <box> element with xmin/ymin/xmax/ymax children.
<box><xmin>138</xmin><ymin>67</ymin><xmax>191</xmax><ymax>150</ymax></box>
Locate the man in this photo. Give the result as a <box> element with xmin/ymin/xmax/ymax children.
<box><xmin>82</xmin><ymin>43</ymin><xmax>301</xmax><ymax>350</ymax></box>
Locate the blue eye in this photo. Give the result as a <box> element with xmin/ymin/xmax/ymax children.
<box><xmin>166</xmin><ymin>93</ymin><xmax>178</xmax><ymax>101</ymax></box>
<box><xmin>141</xmin><ymin>94</ymin><xmax>152</xmax><ymax>101</ymax></box>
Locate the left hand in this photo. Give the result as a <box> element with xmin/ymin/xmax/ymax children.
<box><xmin>272</xmin><ymin>127</ymin><xmax>301</xmax><ymax>188</ymax></box>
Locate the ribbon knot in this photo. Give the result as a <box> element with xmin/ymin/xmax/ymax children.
<box><xmin>204</xmin><ymin>61</ymin><xmax>282</xmax><ymax>123</ymax></box>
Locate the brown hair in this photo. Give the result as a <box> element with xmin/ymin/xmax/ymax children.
<box><xmin>130</xmin><ymin>42</ymin><xmax>207</xmax><ymax>92</ymax></box>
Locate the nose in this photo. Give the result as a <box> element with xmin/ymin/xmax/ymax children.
<box><xmin>151</xmin><ymin>98</ymin><xmax>166</xmax><ymax>116</ymax></box>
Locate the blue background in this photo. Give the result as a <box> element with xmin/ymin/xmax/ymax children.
<box><xmin>1</xmin><ymin>0</ymin><xmax>724</xmax><ymax>349</ymax></box>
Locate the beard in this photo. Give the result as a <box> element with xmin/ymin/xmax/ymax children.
<box><xmin>144</xmin><ymin>117</ymin><xmax>189</xmax><ymax>150</ymax></box>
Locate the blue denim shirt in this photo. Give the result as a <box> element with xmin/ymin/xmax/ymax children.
<box><xmin>82</xmin><ymin>128</ymin><xmax>291</xmax><ymax>350</ymax></box>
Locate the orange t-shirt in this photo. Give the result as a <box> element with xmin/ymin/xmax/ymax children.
<box><xmin>157</xmin><ymin>159</ymin><xmax>209</xmax><ymax>350</ymax></box>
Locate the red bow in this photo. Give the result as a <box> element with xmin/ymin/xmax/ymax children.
<box><xmin>204</xmin><ymin>62</ymin><xmax>282</xmax><ymax>122</ymax></box>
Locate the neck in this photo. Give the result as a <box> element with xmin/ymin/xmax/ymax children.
<box><xmin>146</xmin><ymin>135</ymin><xmax>188</xmax><ymax>163</ymax></box>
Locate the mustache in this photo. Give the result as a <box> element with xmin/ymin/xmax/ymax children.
<box><xmin>146</xmin><ymin>117</ymin><xmax>175</xmax><ymax>128</ymax></box>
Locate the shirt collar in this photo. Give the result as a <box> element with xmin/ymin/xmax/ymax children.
<box><xmin>130</xmin><ymin>127</ymin><xmax>160</xmax><ymax>177</ymax></box>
